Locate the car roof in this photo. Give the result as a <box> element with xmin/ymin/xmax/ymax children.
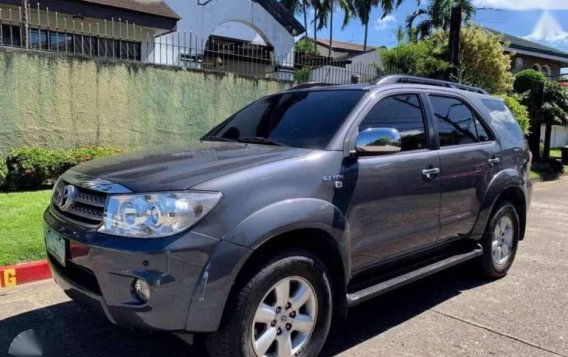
<box><xmin>285</xmin><ymin>76</ymin><xmax>497</xmax><ymax>100</ymax></box>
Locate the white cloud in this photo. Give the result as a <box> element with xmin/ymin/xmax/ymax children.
<box><xmin>374</xmin><ymin>15</ymin><xmax>397</xmax><ymax>31</ymax></box>
<box><xmin>524</xmin><ymin>11</ymin><xmax>568</xmax><ymax>44</ymax></box>
<box><xmin>473</xmin><ymin>0</ymin><xmax>568</xmax><ymax>10</ymax></box>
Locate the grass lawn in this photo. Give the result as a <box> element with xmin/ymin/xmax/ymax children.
<box><xmin>0</xmin><ymin>190</ymin><xmax>51</xmax><ymax>266</ymax></box>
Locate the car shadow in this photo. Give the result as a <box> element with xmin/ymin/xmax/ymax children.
<box><xmin>0</xmin><ymin>264</ymin><xmax>489</xmax><ymax>357</ymax></box>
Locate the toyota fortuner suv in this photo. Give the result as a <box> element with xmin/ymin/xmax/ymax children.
<box><xmin>44</xmin><ymin>75</ymin><xmax>532</xmax><ymax>357</ymax></box>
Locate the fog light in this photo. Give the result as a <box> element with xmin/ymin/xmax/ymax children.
<box><xmin>134</xmin><ymin>279</ymin><xmax>150</xmax><ymax>302</ymax></box>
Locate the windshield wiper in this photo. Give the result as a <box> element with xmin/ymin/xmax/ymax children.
<box><xmin>236</xmin><ymin>137</ymin><xmax>286</xmax><ymax>146</ymax></box>
<box><xmin>201</xmin><ymin>135</ymin><xmax>236</xmax><ymax>143</ymax></box>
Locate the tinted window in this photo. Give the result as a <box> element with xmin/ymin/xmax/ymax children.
<box><xmin>207</xmin><ymin>90</ymin><xmax>366</xmax><ymax>149</ymax></box>
<box><xmin>482</xmin><ymin>99</ymin><xmax>525</xmax><ymax>149</ymax></box>
<box><xmin>359</xmin><ymin>94</ymin><xmax>427</xmax><ymax>151</ymax></box>
<box><xmin>430</xmin><ymin>96</ymin><xmax>489</xmax><ymax>147</ymax></box>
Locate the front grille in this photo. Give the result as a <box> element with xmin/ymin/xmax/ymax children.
<box><xmin>52</xmin><ymin>179</ymin><xmax>107</xmax><ymax>226</ymax></box>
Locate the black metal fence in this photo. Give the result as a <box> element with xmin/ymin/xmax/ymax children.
<box><xmin>0</xmin><ymin>2</ymin><xmax>381</xmax><ymax>84</ymax></box>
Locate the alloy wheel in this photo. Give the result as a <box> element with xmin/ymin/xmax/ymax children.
<box><xmin>251</xmin><ymin>276</ymin><xmax>318</xmax><ymax>357</ymax></box>
<box><xmin>492</xmin><ymin>214</ymin><xmax>514</xmax><ymax>265</ymax></box>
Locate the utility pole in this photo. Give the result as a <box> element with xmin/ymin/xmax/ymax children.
<box><xmin>447</xmin><ymin>4</ymin><xmax>462</xmax><ymax>81</ymax></box>
<box><xmin>21</xmin><ymin>0</ymin><xmax>29</xmax><ymax>48</ymax></box>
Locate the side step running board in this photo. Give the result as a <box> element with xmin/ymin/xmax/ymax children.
<box><xmin>347</xmin><ymin>244</ymin><xmax>483</xmax><ymax>307</ymax></box>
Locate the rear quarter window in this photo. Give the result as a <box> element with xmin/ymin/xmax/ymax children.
<box><xmin>481</xmin><ymin>99</ymin><xmax>525</xmax><ymax>149</ymax></box>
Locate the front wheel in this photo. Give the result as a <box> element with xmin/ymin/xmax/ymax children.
<box><xmin>479</xmin><ymin>201</ymin><xmax>520</xmax><ymax>278</ymax></box>
<box><xmin>206</xmin><ymin>251</ymin><xmax>333</xmax><ymax>357</ymax></box>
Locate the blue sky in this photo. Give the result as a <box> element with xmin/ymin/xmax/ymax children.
<box><xmin>303</xmin><ymin>0</ymin><xmax>568</xmax><ymax>52</ymax></box>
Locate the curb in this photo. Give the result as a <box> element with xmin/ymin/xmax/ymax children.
<box><xmin>0</xmin><ymin>260</ymin><xmax>51</xmax><ymax>288</ymax></box>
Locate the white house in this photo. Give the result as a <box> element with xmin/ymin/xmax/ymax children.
<box><xmin>156</xmin><ymin>0</ymin><xmax>304</xmax><ymax>78</ymax></box>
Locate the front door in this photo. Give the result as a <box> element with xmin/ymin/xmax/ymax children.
<box><xmin>427</xmin><ymin>94</ymin><xmax>499</xmax><ymax>242</ymax></box>
<box><xmin>345</xmin><ymin>93</ymin><xmax>441</xmax><ymax>271</ymax></box>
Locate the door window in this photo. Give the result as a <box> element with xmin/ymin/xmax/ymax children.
<box><xmin>430</xmin><ymin>96</ymin><xmax>490</xmax><ymax>147</ymax></box>
<box><xmin>359</xmin><ymin>94</ymin><xmax>427</xmax><ymax>151</ymax></box>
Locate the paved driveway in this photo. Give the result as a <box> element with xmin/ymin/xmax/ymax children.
<box><xmin>1</xmin><ymin>178</ymin><xmax>567</xmax><ymax>356</ymax></box>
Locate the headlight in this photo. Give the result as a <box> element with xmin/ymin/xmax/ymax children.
<box><xmin>98</xmin><ymin>191</ymin><xmax>222</xmax><ymax>238</ymax></box>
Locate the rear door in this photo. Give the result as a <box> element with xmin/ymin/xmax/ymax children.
<box><xmin>426</xmin><ymin>94</ymin><xmax>500</xmax><ymax>242</ymax></box>
<box><xmin>345</xmin><ymin>91</ymin><xmax>441</xmax><ymax>270</ymax></box>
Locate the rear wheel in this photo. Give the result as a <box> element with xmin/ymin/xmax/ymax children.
<box><xmin>479</xmin><ymin>201</ymin><xmax>520</xmax><ymax>278</ymax></box>
<box><xmin>205</xmin><ymin>251</ymin><xmax>333</xmax><ymax>357</ymax></box>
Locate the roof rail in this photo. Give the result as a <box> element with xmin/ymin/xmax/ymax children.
<box><xmin>375</xmin><ymin>75</ymin><xmax>489</xmax><ymax>95</ymax></box>
<box><xmin>286</xmin><ymin>82</ymin><xmax>337</xmax><ymax>91</ymax></box>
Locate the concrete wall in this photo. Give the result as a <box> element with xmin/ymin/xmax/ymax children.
<box><xmin>0</xmin><ymin>47</ymin><xmax>290</xmax><ymax>157</ymax></box>
<box><xmin>541</xmin><ymin>125</ymin><xmax>568</xmax><ymax>148</ymax></box>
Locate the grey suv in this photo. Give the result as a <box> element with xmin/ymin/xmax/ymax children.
<box><xmin>44</xmin><ymin>76</ymin><xmax>532</xmax><ymax>357</ymax></box>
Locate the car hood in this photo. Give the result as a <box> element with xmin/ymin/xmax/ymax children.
<box><xmin>72</xmin><ymin>141</ymin><xmax>311</xmax><ymax>192</ymax></box>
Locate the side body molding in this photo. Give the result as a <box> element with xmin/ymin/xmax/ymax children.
<box><xmin>469</xmin><ymin>169</ymin><xmax>529</xmax><ymax>240</ymax></box>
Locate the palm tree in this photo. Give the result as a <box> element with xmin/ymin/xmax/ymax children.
<box><xmin>315</xmin><ymin>0</ymin><xmax>352</xmax><ymax>57</ymax></box>
<box><xmin>406</xmin><ymin>0</ymin><xmax>475</xmax><ymax>40</ymax></box>
<box><xmin>280</xmin><ymin>0</ymin><xmax>310</xmax><ymax>39</ymax></box>
<box><xmin>348</xmin><ymin>0</ymin><xmax>404</xmax><ymax>51</ymax></box>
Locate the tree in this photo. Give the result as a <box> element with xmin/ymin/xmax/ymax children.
<box><xmin>380</xmin><ymin>25</ymin><xmax>512</xmax><ymax>95</ymax></box>
<box><xmin>395</xmin><ymin>25</ymin><xmax>405</xmax><ymax>45</ymax></box>
<box><xmin>380</xmin><ymin>38</ymin><xmax>449</xmax><ymax>77</ymax></box>
<box><xmin>430</xmin><ymin>25</ymin><xmax>514</xmax><ymax>94</ymax></box>
<box><xmin>502</xmin><ymin>95</ymin><xmax>530</xmax><ymax>134</ymax></box>
<box><xmin>347</xmin><ymin>0</ymin><xmax>404</xmax><ymax>51</ymax></box>
<box><xmin>281</xmin><ymin>0</ymin><xmax>310</xmax><ymax>40</ymax></box>
<box><xmin>514</xmin><ymin>69</ymin><xmax>568</xmax><ymax>161</ymax></box>
<box><xmin>406</xmin><ymin>0</ymin><xmax>475</xmax><ymax>40</ymax></box>
<box><xmin>314</xmin><ymin>0</ymin><xmax>352</xmax><ymax>57</ymax></box>
<box><xmin>540</xmin><ymin>81</ymin><xmax>568</xmax><ymax>160</ymax></box>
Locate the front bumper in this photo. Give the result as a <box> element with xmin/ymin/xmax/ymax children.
<box><xmin>44</xmin><ymin>207</ymin><xmax>225</xmax><ymax>332</ymax></box>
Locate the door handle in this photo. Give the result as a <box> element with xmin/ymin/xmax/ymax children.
<box><xmin>421</xmin><ymin>167</ymin><xmax>440</xmax><ymax>179</ymax></box>
<box><xmin>488</xmin><ymin>157</ymin><xmax>501</xmax><ymax>167</ymax></box>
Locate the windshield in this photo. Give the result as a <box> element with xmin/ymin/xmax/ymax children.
<box><xmin>203</xmin><ymin>90</ymin><xmax>366</xmax><ymax>149</ymax></box>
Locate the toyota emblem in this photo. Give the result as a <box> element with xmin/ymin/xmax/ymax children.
<box><xmin>56</xmin><ymin>185</ymin><xmax>76</xmax><ymax>211</ymax></box>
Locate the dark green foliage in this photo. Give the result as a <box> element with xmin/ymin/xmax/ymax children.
<box><xmin>501</xmin><ymin>95</ymin><xmax>530</xmax><ymax>134</ymax></box>
<box><xmin>379</xmin><ymin>39</ymin><xmax>449</xmax><ymax>78</ymax></box>
<box><xmin>0</xmin><ymin>163</ymin><xmax>6</xmax><ymax>191</ymax></box>
<box><xmin>295</xmin><ymin>39</ymin><xmax>317</xmax><ymax>55</ymax></box>
<box><xmin>406</xmin><ymin>0</ymin><xmax>475</xmax><ymax>40</ymax></box>
<box><xmin>4</xmin><ymin>147</ymin><xmax>123</xmax><ymax>191</ymax></box>
<box><xmin>294</xmin><ymin>66</ymin><xmax>312</xmax><ymax>82</ymax></box>
<box><xmin>513</xmin><ymin>69</ymin><xmax>546</xmax><ymax>94</ymax></box>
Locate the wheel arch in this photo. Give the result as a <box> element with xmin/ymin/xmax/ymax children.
<box><xmin>493</xmin><ymin>186</ymin><xmax>527</xmax><ymax>240</ymax></box>
<box><xmin>224</xmin><ymin>227</ymin><xmax>349</xmax><ymax>329</ymax></box>
<box><xmin>471</xmin><ymin>169</ymin><xmax>528</xmax><ymax>240</ymax></box>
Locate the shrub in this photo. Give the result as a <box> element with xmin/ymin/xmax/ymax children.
<box><xmin>379</xmin><ymin>39</ymin><xmax>448</xmax><ymax>78</ymax></box>
<box><xmin>0</xmin><ymin>163</ymin><xmax>7</xmax><ymax>191</ymax></box>
<box><xmin>295</xmin><ymin>39</ymin><xmax>317</xmax><ymax>55</ymax></box>
<box><xmin>293</xmin><ymin>66</ymin><xmax>311</xmax><ymax>82</ymax></box>
<box><xmin>502</xmin><ymin>95</ymin><xmax>530</xmax><ymax>134</ymax></box>
<box><xmin>513</xmin><ymin>69</ymin><xmax>546</xmax><ymax>94</ymax></box>
<box><xmin>4</xmin><ymin>146</ymin><xmax>123</xmax><ymax>191</ymax></box>
<box><xmin>5</xmin><ymin>148</ymin><xmax>72</xmax><ymax>190</ymax></box>
<box><xmin>69</xmin><ymin>147</ymin><xmax>124</xmax><ymax>165</ymax></box>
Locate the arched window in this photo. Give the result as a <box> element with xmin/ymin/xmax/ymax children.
<box><xmin>532</xmin><ymin>63</ymin><xmax>542</xmax><ymax>72</ymax></box>
<box><xmin>513</xmin><ymin>57</ymin><xmax>524</xmax><ymax>72</ymax></box>
<box><xmin>541</xmin><ymin>65</ymin><xmax>551</xmax><ymax>77</ymax></box>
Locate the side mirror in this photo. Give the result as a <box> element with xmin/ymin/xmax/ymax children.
<box><xmin>355</xmin><ymin>128</ymin><xmax>402</xmax><ymax>155</ymax></box>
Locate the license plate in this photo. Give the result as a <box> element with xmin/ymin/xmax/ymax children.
<box><xmin>45</xmin><ymin>228</ymin><xmax>66</xmax><ymax>267</ymax></box>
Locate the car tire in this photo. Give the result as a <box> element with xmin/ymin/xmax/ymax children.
<box><xmin>205</xmin><ymin>250</ymin><xmax>333</xmax><ymax>357</ymax></box>
<box><xmin>479</xmin><ymin>201</ymin><xmax>520</xmax><ymax>278</ymax></box>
